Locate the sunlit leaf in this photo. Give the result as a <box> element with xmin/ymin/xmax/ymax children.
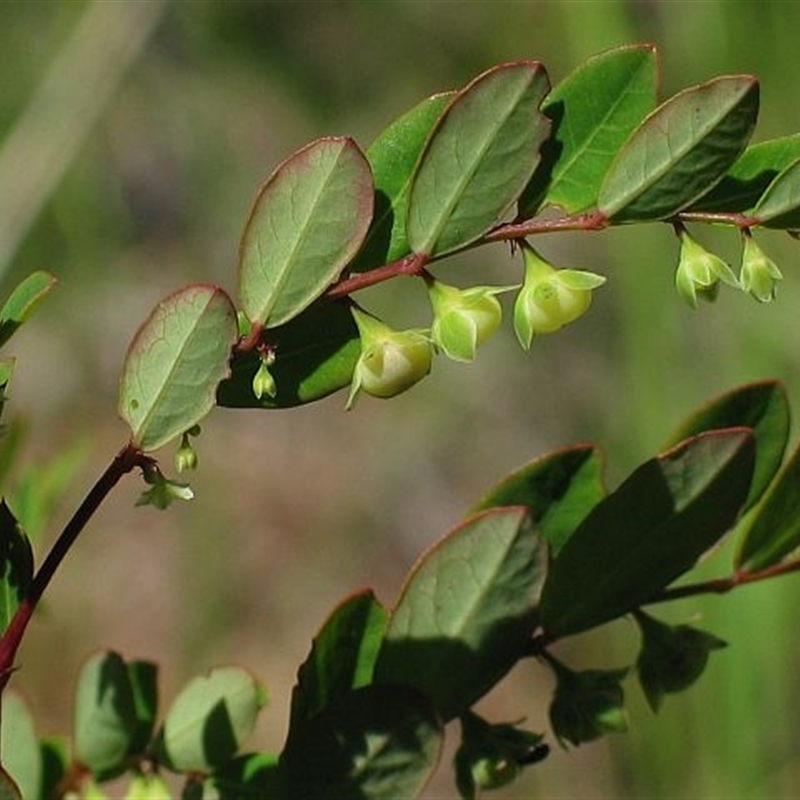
<box><xmin>0</xmin><ymin>271</ymin><xmax>57</xmax><ymax>350</ymax></box>
<box><xmin>0</xmin><ymin>500</ymin><xmax>33</xmax><ymax>636</ymax></box>
<box><xmin>352</xmin><ymin>92</ymin><xmax>455</xmax><ymax>271</ymax></box>
<box><xmin>407</xmin><ymin>62</ymin><xmax>550</xmax><ymax>256</ymax></box>
<box><xmin>159</xmin><ymin>666</ymin><xmax>267</xmax><ymax>772</ymax></box>
<box><xmin>119</xmin><ymin>285</ymin><xmax>238</xmax><ymax>452</ymax></box>
<box><xmin>281</xmin><ymin>685</ymin><xmax>442</xmax><ymax>800</ymax></box>
<box><xmin>598</xmin><ymin>76</ymin><xmax>759</xmax><ymax>222</ymax></box>
<box><xmin>217</xmin><ymin>300</ymin><xmax>359</xmax><ymax>409</ymax></box>
<box><xmin>471</xmin><ymin>444</ymin><xmax>605</xmax><ymax>556</ymax></box>
<box><xmin>238</xmin><ymin>137</ymin><xmax>374</xmax><ymax>327</ymax></box>
<box><xmin>540</xmin><ymin>430</ymin><xmax>755</xmax><ymax>638</ymax></box>
<box><xmin>663</xmin><ymin>380</ymin><xmax>789</xmax><ymax>511</ymax></box>
<box><xmin>521</xmin><ymin>43</ymin><xmax>658</xmax><ymax>215</ymax></box>
<box><xmin>289</xmin><ymin>590</ymin><xmax>388</xmax><ymax>732</ymax></box>
<box><xmin>750</xmin><ymin>157</ymin><xmax>800</xmax><ymax>228</ymax></box>
<box><xmin>0</xmin><ymin>692</ymin><xmax>40</xmax><ymax>800</ymax></box>
<box><xmin>690</xmin><ymin>133</ymin><xmax>800</xmax><ymax>213</ymax></box>
<box><xmin>375</xmin><ymin>507</ymin><xmax>546</xmax><ymax>720</ymax></box>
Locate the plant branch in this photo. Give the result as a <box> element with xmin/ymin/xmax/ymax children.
<box><xmin>326</xmin><ymin>252</ymin><xmax>429</xmax><ymax>300</ymax></box>
<box><xmin>0</xmin><ymin>442</ymin><xmax>149</xmax><ymax>690</ymax></box>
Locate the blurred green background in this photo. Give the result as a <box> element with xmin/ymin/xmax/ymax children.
<box><xmin>3</xmin><ymin>1</ymin><xmax>800</xmax><ymax>796</ymax></box>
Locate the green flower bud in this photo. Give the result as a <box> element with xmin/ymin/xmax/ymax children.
<box><xmin>124</xmin><ymin>774</ymin><xmax>172</xmax><ymax>800</ymax></box>
<box><xmin>346</xmin><ymin>308</ymin><xmax>434</xmax><ymax>409</ymax></box>
<box><xmin>740</xmin><ymin>232</ymin><xmax>783</xmax><ymax>302</ymax></box>
<box><xmin>175</xmin><ymin>430</ymin><xmax>199</xmax><ymax>473</ymax></box>
<box><xmin>252</xmin><ymin>358</ymin><xmax>277</xmax><ymax>400</ymax></box>
<box><xmin>513</xmin><ymin>243</ymin><xmax>606</xmax><ymax>350</ymax></box>
<box><xmin>428</xmin><ymin>279</ymin><xmax>514</xmax><ymax>362</ymax></box>
<box><xmin>675</xmin><ymin>229</ymin><xmax>739</xmax><ymax>308</ymax></box>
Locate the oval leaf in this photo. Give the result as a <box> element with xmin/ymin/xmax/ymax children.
<box><xmin>0</xmin><ymin>271</ymin><xmax>57</xmax><ymax>350</ymax></box>
<box><xmin>690</xmin><ymin>133</ymin><xmax>800</xmax><ymax>213</ymax></box>
<box><xmin>74</xmin><ymin>651</ymin><xmax>137</xmax><ymax>774</ymax></box>
<box><xmin>0</xmin><ymin>692</ymin><xmax>40</xmax><ymax>800</ymax></box>
<box><xmin>471</xmin><ymin>444</ymin><xmax>605</xmax><ymax>557</ymax></box>
<box><xmin>281</xmin><ymin>685</ymin><xmax>442</xmax><ymax>800</ymax></box>
<box><xmin>289</xmin><ymin>589</ymin><xmax>388</xmax><ymax>731</ymax></box>
<box><xmin>217</xmin><ymin>300</ymin><xmax>359</xmax><ymax>409</ymax></box>
<box><xmin>663</xmin><ymin>380</ymin><xmax>789</xmax><ymax>512</ymax></box>
<box><xmin>751</xmin><ymin>156</ymin><xmax>800</xmax><ymax>228</ymax></box>
<box><xmin>598</xmin><ymin>76</ymin><xmax>759</xmax><ymax>222</ymax></box>
<box><xmin>119</xmin><ymin>285</ymin><xmax>238</xmax><ymax>452</ymax></box>
<box><xmin>238</xmin><ymin>137</ymin><xmax>373</xmax><ymax>327</ymax></box>
<box><xmin>407</xmin><ymin>62</ymin><xmax>551</xmax><ymax>256</ymax></box>
<box><xmin>352</xmin><ymin>92</ymin><xmax>455</xmax><ymax>271</ymax></box>
<box><xmin>540</xmin><ymin>430</ymin><xmax>755</xmax><ymax>638</ymax></box>
<box><xmin>375</xmin><ymin>507</ymin><xmax>546</xmax><ymax>720</ymax></box>
<box><xmin>735</xmin><ymin>437</ymin><xmax>800</xmax><ymax>571</ymax></box>
<box><xmin>521</xmin><ymin>44</ymin><xmax>658</xmax><ymax>215</ymax></box>
<box><xmin>160</xmin><ymin>665</ymin><xmax>267</xmax><ymax>772</ymax></box>
<box><xmin>0</xmin><ymin>500</ymin><xmax>33</xmax><ymax>636</ymax></box>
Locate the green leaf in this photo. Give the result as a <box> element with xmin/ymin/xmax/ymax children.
<box><xmin>750</xmin><ymin>157</ymin><xmax>800</xmax><ymax>228</ymax></box>
<box><xmin>735</xmin><ymin>436</ymin><xmax>800</xmax><ymax>571</ymax></box>
<box><xmin>547</xmin><ymin>659</ymin><xmax>628</xmax><ymax>747</ymax></box>
<box><xmin>0</xmin><ymin>770</ymin><xmax>21</xmax><ymax>800</ymax></box>
<box><xmin>0</xmin><ymin>358</ymin><xmax>13</xmax><ymax>428</ymax></box>
<box><xmin>352</xmin><ymin>92</ymin><xmax>455</xmax><ymax>271</ymax></box>
<box><xmin>159</xmin><ymin>665</ymin><xmax>267</xmax><ymax>772</ymax></box>
<box><xmin>634</xmin><ymin>610</ymin><xmax>726</xmax><ymax>712</ymax></box>
<box><xmin>520</xmin><ymin>44</ymin><xmax>658</xmax><ymax>216</ymax></box>
<box><xmin>407</xmin><ymin>62</ymin><xmax>551</xmax><ymax>256</ymax></box>
<box><xmin>471</xmin><ymin>444</ymin><xmax>605</xmax><ymax>556</ymax></box>
<box><xmin>127</xmin><ymin>660</ymin><xmax>159</xmax><ymax>754</ymax></box>
<box><xmin>0</xmin><ymin>692</ymin><xmax>41</xmax><ymax>800</ymax></box>
<box><xmin>118</xmin><ymin>285</ymin><xmax>238</xmax><ymax>452</ymax></box>
<box><xmin>540</xmin><ymin>430</ymin><xmax>755</xmax><ymax>638</ymax></box>
<box><xmin>0</xmin><ymin>500</ymin><xmax>33</xmax><ymax>635</ymax></box>
<box><xmin>598</xmin><ymin>76</ymin><xmax>759</xmax><ymax>222</ymax></box>
<box><xmin>689</xmin><ymin>133</ymin><xmax>800</xmax><ymax>213</ymax></box>
<box><xmin>289</xmin><ymin>590</ymin><xmax>388</xmax><ymax>732</ymax></box>
<box><xmin>217</xmin><ymin>300</ymin><xmax>360</xmax><ymax>409</ymax></box>
<box><xmin>210</xmin><ymin>753</ymin><xmax>281</xmax><ymax>800</ymax></box>
<box><xmin>0</xmin><ymin>271</ymin><xmax>57</xmax><ymax>350</ymax></box>
<box><xmin>238</xmin><ymin>137</ymin><xmax>374</xmax><ymax>327</ymax></box>
<box><xmin>663</xmin><ymin>380</ymin><xmax>789</xmax><ymax>512</ymax></box>
<box><xmin>74</xmin><ymin>651</ymin><xmax>138</xmax><ymax>775</ymax></box>
<box><xmin>375</xmin><ymin>507</ymin><xmax>546</xmax><ymax>720</ymax></box>
<box><xmin>281</xmin><ymin>685</ymin><xmax>442</xmax><ymax>800</ymax></box>
<box><xmin>39</xmin><ymin>737</ymin><xmax>69</xmax><ymax>800</ymax></box>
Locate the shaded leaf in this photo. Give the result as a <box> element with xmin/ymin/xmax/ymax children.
<box><xmin>74</xmin><ymin>651</ymin><xmax>138</xmax><ymax>774</ymax></box>
<box><xmin>375</xmin><ymin>507</ymin><xmax>546</xmax><ymax>720</ymax></box>
<box><xmin>0</xmin><ymin>271</ymin><xmax>57</xmax><ymax>350</ymax></box>
<box><xmin>281</xmin><ymin>685</ymin><xmax>442</xmax><ymax>800</ymax></box>
<box><xmin>634</xmin><ymin>610</ymin><xmax>726</xmax><ymax>712</ymax></box>
<box><xmin>210</xmin><ymin>753</ymin><xmax>281</xmax><ymax>800</ymax></box>
<box><xmin>663</xmin><ymin>380</ymin><xmax>789</xmax><ymax>511</ymax></box>
<box><xmin>119</xmin><ymin>285</ymin><xmax>238</xmax><ymax>452</ymax></box>
<box><xmin>127</xmin><ymin>660</ymin><xmax>159</xmax><ymax>754</ymax></box>
<box><xmin>471</xmin><ymin>444</ymin><xmax>605</xmax><ymax>556</ymax></box>
<box><xmin>238</xmin><ymin>137</ymin><xmax>374</xmax><ymax>327</ymax></box>
<box><xmin>159</xmin><ymin>666</ymin><xmax>267</xmax><ymax>772</ymax></box>
<box><xmin>751</xmin><ymin>157</ymin><xmax>800</xmax><ymax>228</ymax></box>
<box><xmin>598</xmin><ymin>76</ymin><xmax>759</xmax><ymax>222</ymax></box>
<box><xmin>217</xmin><ymin>300</ymin><xmax>360</xmax><ymax>409</ymax></box>
<box><xmin>0</xmin><ymin>500</ymin><xmax>33</xmax><ymax>635</ymax></box>
<box><xmin>352</xmin><ymin>92</ymin><xmax>455</xmax><ymax>271</ymax></box>
<box><xmin>39</xmin><ymin>737</ymin><xmax>69</xmax><ymax>800</ymax></box>
<box><xmin>407</xmin><ymin>62</ymin><xmax>550</xmax><ymax>256</ymax></box>
<box><xmin>735</xmin><ymin>436</ymin><xmax>800</xmax><ymax>571</ymax></box>
<box><xmin>521</xmin><ymin>43</ymin><xmax>658</xmax><ymax>215</ymax></box>
<box><xmin>690</xmin><ymin>133</ymin><xmax>800</xmax><ymax>213</ymax></box>
<box><xmin>540</xmin><ymin>430</ymin><xmax>755</xmax><ymax>638</ymax></box>
<box><xmin>0</xmin><ymin>692</ymin><xmax>40</xmax><ymax>800</ymax></box>
<box><xmin>0</xmin><ymin>770</ymin><xmax>20</xmax><ymax>800</ymax></box>
<box><xmin>289</xmin><ymin>590</ymin><xmax>388</xmax><ymax>732</ymax></box>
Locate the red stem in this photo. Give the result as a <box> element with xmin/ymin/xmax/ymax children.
<box><xmin>0</xmin><ymin>442</ymin><xmax>147</xmax><ymax>690</ymax></box>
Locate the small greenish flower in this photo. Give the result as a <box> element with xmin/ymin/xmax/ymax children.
<box><xmin>346</xmin><ymin>307</ymin><xmax>434</xmax><ymax>409</ymax></box>
<box><xmin>174</xmin><ymin>426</ymin><xmax>200</xmax><ymax>473</ymax></box>
<box><xmin>136</xmin><ymin>465</ymin><xmax>194</xmax><ymax>510</ymax></box>
<box><xmin>428</xmin><ymin>278</ymin><xmax>515</xmax><ymax>362</ymax></box>
<box><xmin>740</xmin><ymin>232</ymin><xmax>783</xmax><ymax>302</ymax></box>
<box><xmin>252</xmin><ymin>349</ymin><xmax>278</xmax><ymax>400</ymax></box>
<box><xmin>513</xmin><ymin>242</ymin><xmax>606</xmax><ymax>350</ymax></box>
<box><xmin>675</xmin><ymin>229</ymin><xmax>738</xmax><ymax>308</ymax></box>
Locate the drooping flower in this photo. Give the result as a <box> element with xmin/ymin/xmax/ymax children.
<box><xmin>740</xmin><ymin>231</ymin><xmax>782</xmax><ymax>302</ymax></box>
<box><xmin>346</xmin><ymin>307</ymin><xmax>434</xmax><ymax>409</ymax></box>
<box><xmin>513</xmin><ymin>242</ymin><xmax>606</xmax><ymax>350</ymax></box>
<box><xmin>428</xmin><ymin>278</ymin><xmax>514</xmax><ymax>362</ymax></box>
<box><xmin>674</xmin><ymin>229</ymin><xmax>738</xmax><ymax>308</ymax></box>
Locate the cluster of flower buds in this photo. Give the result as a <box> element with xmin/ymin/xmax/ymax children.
<box><xmin>674</xmin><ymin>225</ymin><xmax>783</xmax><ymax>307</ymax></box>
